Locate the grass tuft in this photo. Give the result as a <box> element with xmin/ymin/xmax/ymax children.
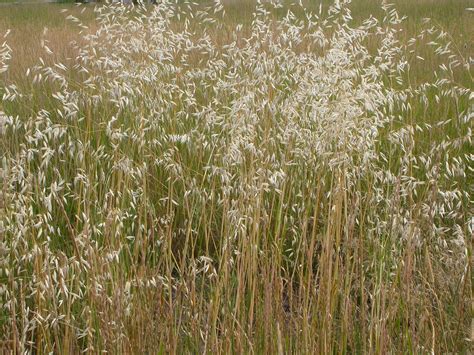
<box><xmin>0</xmin><ymin>0</ymin><xmax>472</xmax><ymax>353</ymax></box>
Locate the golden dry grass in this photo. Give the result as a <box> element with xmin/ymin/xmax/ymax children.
<box><xmin>0</xmin><ymin>0</ymin><xmax>472</xmax><ymax>353</ymax></box>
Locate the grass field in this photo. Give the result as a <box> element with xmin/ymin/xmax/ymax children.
<box><xmin>0</xmin><ymin>1</ymin><xmax>472</xmax><ymax>79</ymax></box>
<box><xmin>0</xmin><ymin>0</ymin><xmax>472</xmax><ymax>353</ymax></box>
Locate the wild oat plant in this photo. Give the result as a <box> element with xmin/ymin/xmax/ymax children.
<box><xmin>0</xmin><ymin>0</ymin><xmax>472</xmax><ymax>353</ymax></box>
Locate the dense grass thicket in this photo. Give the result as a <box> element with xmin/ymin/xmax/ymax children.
<box><xmin>0</xmin><ymin>0</ymin><xmax>472</xmax><ymax>353</ymax></box>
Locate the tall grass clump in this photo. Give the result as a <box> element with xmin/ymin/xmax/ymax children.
<box><xmin>0</xmin><ymin>0</ymin><xmax>472</xmax><ymax>353</ymax></box>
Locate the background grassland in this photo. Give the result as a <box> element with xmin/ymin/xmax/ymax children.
<box><xmin>0</xmin><ymin>0</ymin><xmax>472</xmax><ymax>89</ymax></box>
<box><xmin>0</xmin><ymin>0</ymin><xmax>472</xmax><ymax>353</ymax></box>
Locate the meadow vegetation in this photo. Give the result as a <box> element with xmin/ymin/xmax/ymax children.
<box><xmin>0</xmin><ymin>0</ymin><xmax>472</xmax><ymax>353</ymax></box>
